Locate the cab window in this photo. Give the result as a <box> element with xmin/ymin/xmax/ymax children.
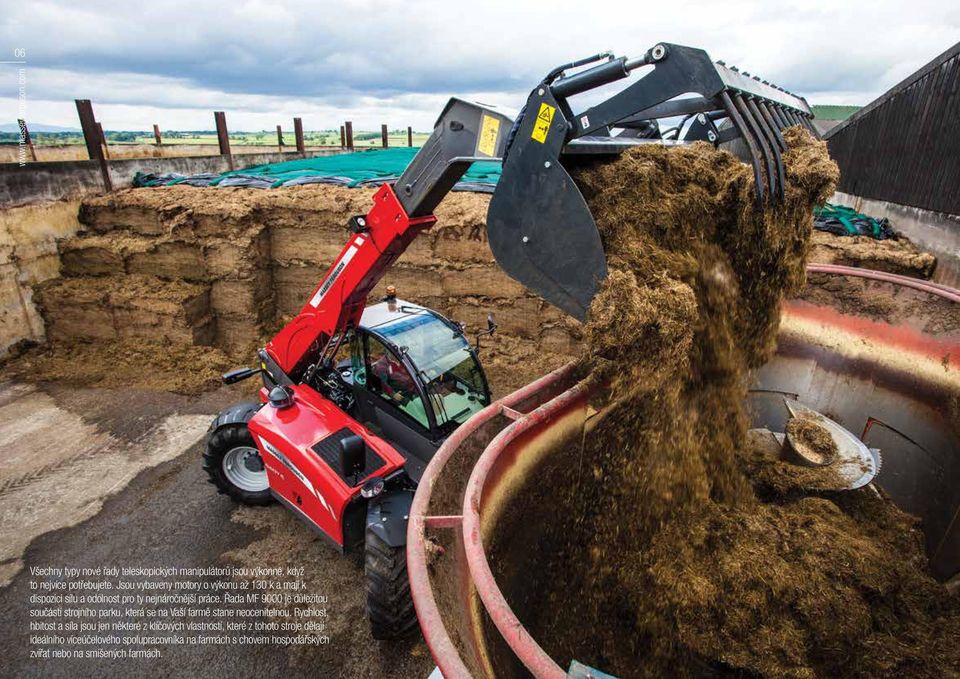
<box><xmin>376</xmin><ymin>312</ymin><xmax>490</xmax><ymax>429</ymax></box>
<box><xmin>364</xmin><ymin>335</ymin><xmax>430</xmax><ymax>430</ymax></box>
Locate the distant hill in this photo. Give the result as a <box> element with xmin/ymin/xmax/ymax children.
<box><xmin>0</xmin><ymin>123</ymin><xmax>81</xmax><ymax>133</ymax></box>
<box><xmin>811</xmin><ymin>105</ymin><xmax>861</xmax><ymax>121</ymax></box>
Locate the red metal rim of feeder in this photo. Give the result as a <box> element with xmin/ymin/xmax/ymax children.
<box><xmin>460</xmin><ymin>378</ymin><xmax>597</xmax><ymax>679</ymax></box>
<box><xmin>407</xmin><ymin>362</ymin><xmax>578</xmax><ymax>679</ymax></box>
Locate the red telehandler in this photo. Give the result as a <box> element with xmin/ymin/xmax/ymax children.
<box><xmin>203</xmin><ymin>43</ymin><xmax>817</xmax><ymax>638</ymax></box>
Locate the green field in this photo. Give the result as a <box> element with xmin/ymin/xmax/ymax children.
<box><xmin>128</xmin><ymin>130</ymin><xmax>431</xmax><ymax>147</ymax></box>
<box><xmin>811</xmin><ymin>105</ymin><xmax>861</xmax><ymax>121</ymax></box>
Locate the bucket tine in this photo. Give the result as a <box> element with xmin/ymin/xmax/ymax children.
<box><xmin>720</xmin><ymin>91</ymin><xmax>765</xmax><ymax>208</ymax></box>
<box><xmin>732</xmin><ymin>92</ymin><xmax>775</xmax><ymax>204</ymax></box>
<box><xmin>772</xmin><ymin>106</ymin><xmax>791</xmax><ymax>130</ymax></box>
<box><xmin>746</xmin><ymin>97</ymin><xmax>784</xmax><ymax>200</ymax></box>
<box><xmin>749</xmin><ymin>99</ymin><xmax>785</xmax><ymax>199</ymax></box>
<box><xmin>758</xmin><ymin>102</ymin><xmax>787</xmax><ymax>149</ymax></box>
<box><xmin>780</xmin><ymin>108</ymin><xmax>796</xmax><ymax>129</ymax></box>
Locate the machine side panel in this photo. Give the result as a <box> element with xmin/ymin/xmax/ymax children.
<box><xmin>248</xmin><ymin>385</ymin><xmax>405</xmax><ymax>545</ymax></box>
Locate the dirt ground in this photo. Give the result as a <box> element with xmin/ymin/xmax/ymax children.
<box><xmin>0</xmin><ymin>379</ymin><xmax>436</xmax><ymax>678</ymax></box>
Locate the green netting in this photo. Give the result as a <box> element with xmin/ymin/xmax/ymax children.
<box><xmin>132</xmin><ymin>147</ymin><xmax>502</xmax><ymax>190</ymax></box>
<box><xmin>226</xmin><ymin>147</ymin><xmax>500</xmax><ymax>186</ymax></box>
<box><xmin>813</xmin><ymin>203</ymin><xmax>896</xmax><ymax>239</ymax></box>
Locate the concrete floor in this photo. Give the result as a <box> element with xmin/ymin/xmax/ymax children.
<box><xmin>0</xmin><ymin>380</ymin><xmax>435</xmax><ymax>678</ymax></box>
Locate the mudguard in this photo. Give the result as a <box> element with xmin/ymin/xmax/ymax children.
<box><xmin>366</xmin><ymin>489</ymin><xmax>414</xmax><ymax>548</ymax></box>
<box><xmin>208</xmin><ymin>401</ymin><xmax>261</xmax><ymax>432</ymax></box>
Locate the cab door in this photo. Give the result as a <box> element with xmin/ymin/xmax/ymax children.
<box><xmin>351</xmin><ymin>331</ymin><xmax>438</xmax><ymax>479</ymax></box>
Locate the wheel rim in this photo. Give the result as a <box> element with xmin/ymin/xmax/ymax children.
<box><xmin>222</xmin><ymin>446</ymin><xmax>269</xmax><ymax>492</ymax></box>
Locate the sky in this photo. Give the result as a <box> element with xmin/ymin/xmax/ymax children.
<box><xmin>1</xmin><ymin>0</ymin><xmax>958</xmax><ymax>132</ymax></box>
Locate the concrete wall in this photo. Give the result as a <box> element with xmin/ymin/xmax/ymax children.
<box><xmin>0</xmin><ymin>200</ymin><xmax>81</xmax><ymax>354</ymax></box>
<box><xmin>0</xmin><ymin>148</ymin><xmax>352</xmax><ymax>208</ymax></box>
<box><xmin>832</xmin><ymin>191</ymin><xmax>960</xmax><ymax>287</ymax></box>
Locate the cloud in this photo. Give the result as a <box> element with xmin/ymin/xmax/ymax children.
<box><xmin>1</xmin><ymin>0</ymin><xmax>957</xmax><ymax>130</ymax></box>
<box><xmin>2</xmin><ymin>66</ymin><xmax>523</xmax><ymax>131</ymax></box>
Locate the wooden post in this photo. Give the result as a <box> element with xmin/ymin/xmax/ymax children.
<box><xmin>76</xmin><ymin>100</ymin><xmax>101</xmax><ymax>161</ymax></box>
<box><xmin>276</xmin><ymin>124</ymin><xmax>285</xmax><ymax>151</ymax></box>
<box><xmin>407</xmin><ymin>126</ymin><xmax>413</xmax><ymax>147</ymax></box>
<box><xmin>339</xmin><ymin>125</ymin><xmax>346</xmax><ymax>148</ymax></box>
<box><xmin>75</xmin><ymin>99</ymin><xmax>112</xmax><ymax>191</ymax></box>
<box><xmin>17</xmin><ymin>119</ymin><xmax>37</xmax><ymax>161</ymax></box>
<box><xmin>345</xmin><ymin>121</ymin><xmax>354</xmax><ymax>150</ymax></box>
<box><xmin>214</xmin><ymin>111</ymin><xmax>233</xmax><ymax>170</ymax></box>
<box><xmin>381</xmin><ymin>124</ymin><xmax>388</xmax><ymax>149</ymax></box>
<box><xmin>294</xmin><ymin>117</ymin><xmax>305</xmax><ymax>156</ymax></box>
<box><xmin>97</xmin><ymin>123</ymin><xmax>110</xmax><ymax>159</ymax></box>
<box><xmin>153</xmin><ymin>124</ymin><xmax>162</xmax><ymax>146</ymax></box>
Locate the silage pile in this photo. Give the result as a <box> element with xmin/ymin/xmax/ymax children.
<box><xmin>3</xmin><ymin>186</ymin><xmax>573</xmax><ymax>396</ymax></box>
<box><xmin>541</xmin><ymin>128</ymin><xmax>960</xmax><ymax>677</ymax></box>
<box><xmin>808</xmin><ymin>229</ymin><xmax>937</xmax><ymax>279</ymax></box>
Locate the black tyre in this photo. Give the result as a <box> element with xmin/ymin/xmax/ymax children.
<box><xmin>203</xmin><ymin>419</ymin><xmax>273</xmax><ymax>506</ymax></box>
<box><xmin>365</xmin><ymin>530</ymin><xmax>417</xmax><ymax>640</ymax></box>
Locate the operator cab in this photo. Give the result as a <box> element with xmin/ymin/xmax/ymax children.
<box><xmin>340</xmin><ymin>300</ymin><xmax>491</xmax><ymax>480</ymax></box>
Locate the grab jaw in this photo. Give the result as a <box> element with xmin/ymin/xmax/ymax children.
<box><xmin>486</xmin><ymin>42</ymin><xmax>818</xmax><ymax>320</ymax></box>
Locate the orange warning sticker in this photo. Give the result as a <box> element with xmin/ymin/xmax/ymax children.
<box><xmin>531</xmin><ymin>102</ymin><xmax>556</xmax><ymax>144</ymax></box>
<box><xmin>477</xmin><ymin>114</ymin><xmax>500</xmax><ymax>157</ymax></box>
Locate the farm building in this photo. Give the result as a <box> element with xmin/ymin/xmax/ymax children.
<box><xmin>824</xmin><ymin>41</ymin><xmax>960</xmax><ymax>284</ymax></box>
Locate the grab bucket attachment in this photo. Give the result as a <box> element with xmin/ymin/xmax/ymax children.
<box><xmin>487</xmin><ymin>42</ymin><xmax>817</xmax><ymax>319</ymax></box>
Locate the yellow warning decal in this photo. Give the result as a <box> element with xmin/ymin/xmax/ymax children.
<box><xmin>477</xmin><ymin>114</ymin><xmax>500</xmax><ymax>157</ymax></box>
<box><xmin>531</xmin><ymin>102</ymin><xmax>556</xmax><ymax>144</ymax></box>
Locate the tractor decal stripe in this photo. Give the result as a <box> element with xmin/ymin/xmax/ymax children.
<box><xmin>309</xmin><ymin>244</ymin><xmax>359</xmax><ymax>308</ymax></box>
<box><xmin>256</xmin><ymin>436</ymin><xmax>337</xmax><ymax>520</ymax></box>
